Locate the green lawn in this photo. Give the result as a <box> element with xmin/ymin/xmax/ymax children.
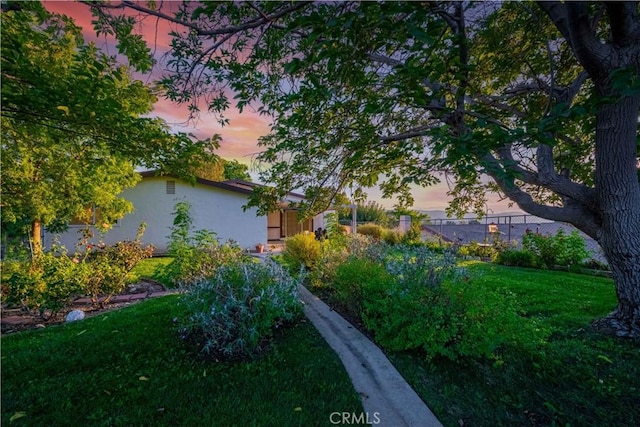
<box><xmin>4</xmin><ymin>259</ymin><xmax>639</xmax><ymax>426</ymax></box>
<box><xmin>391</xmin><ymin>262</ymin><xmax>640</xmax><ymax>426</ymax></box>
<box><xmin>127</xmin><ymin>257</ymin><xmax>174</xmax><ymax>287</ymax></box>
<box><xmin>1</xmin><ymin>295</ymin><xmax>363</xmax><ymax>426</ymax></box>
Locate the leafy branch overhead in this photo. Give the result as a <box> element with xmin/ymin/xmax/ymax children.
<box><xmin>72</xmin><ymin>1</ymin><xmax>640</xmax><ymax>337</ymax></box>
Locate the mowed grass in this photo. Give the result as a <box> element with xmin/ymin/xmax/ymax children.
<box><xmin>1</xmin><ymin>295</ymin><xmax>364</xmax><ymax>426</ymax></box>
<box><xmin>391</xmin><ymin>262</ymin><xmax>640</xmax><ymax>426</ymax></box>
<box><xmin>127</xmin><ymin>256</ymin><xmax>175</xmax><ymax>287</ymax></box>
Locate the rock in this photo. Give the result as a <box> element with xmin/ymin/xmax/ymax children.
<box><xmin>66</xmin><ymin>309</ymin><xmax>86</xmax><ymax>322</ymax></box>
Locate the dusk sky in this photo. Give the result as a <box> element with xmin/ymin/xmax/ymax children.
<box><xmin>43</xmin><ymin>1</ymin><xmax>522</xmax><ymax>215</ymax></box>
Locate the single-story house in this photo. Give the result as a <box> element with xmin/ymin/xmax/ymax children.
<box><xmin>43</xmin><ymin>172</ymin><xmax>330</xmax><ymax>254</ymax></box>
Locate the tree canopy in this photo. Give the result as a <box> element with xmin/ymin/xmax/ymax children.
<box><xmin>0</xmin><ymin>2</ymin><xmax>217</xmax><ymax>250</ymax></box>
<box><xmin>87</xmin><ymin>1</ymin><xmax>640</xmax><ymax>336</ymax></box>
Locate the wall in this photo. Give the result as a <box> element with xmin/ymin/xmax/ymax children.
<box><xmin>44</xmin><ymin>177</ymin><xmax>267</xmax><ymax>254</ymax></box>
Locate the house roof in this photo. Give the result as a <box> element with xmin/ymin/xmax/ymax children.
<box><xmin>138</xmin><ymin>171</ymin><xmax>305</xmax><ymax>199</ymax></box>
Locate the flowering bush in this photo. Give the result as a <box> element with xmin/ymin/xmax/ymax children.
<box><xmin>178</xmin><ymin>260</ymin><xmax>303</xmax><ymax>360</ymax></box>
<box><xmin>79</xmin><ymin>226</ymin><xmax>154</xmax><ymax>304</ymax></box>
<box><xmin>283</xmin><ymin>231</ymin><xmax>321</xmax><ymax>271</ymax></box>
<box><xmin>5</xmin><ymin>244</ymin><xmax>83</xmax><ymax>318</ymax></box>
<box><xmin>4</xmin><ymin>225</ymin><xmax>153</xmax><ymax>317</ymax></box>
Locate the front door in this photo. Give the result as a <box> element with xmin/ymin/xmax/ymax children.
<box><xmin>282</xmin><ymin>210</ymin><xmax>312</xmax><ymax>238</ymax></box>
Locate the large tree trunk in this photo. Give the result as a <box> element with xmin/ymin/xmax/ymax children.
<box><xmin>592</xmin><ymin>94</ymin><xmax>640</xmax><ymax>339</ymax></box>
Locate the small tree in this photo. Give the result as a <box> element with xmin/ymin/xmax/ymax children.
<box><xmin>1</xmin><ymin>3</ymin><xmax>216</xmax><ymax>254</ymax></box>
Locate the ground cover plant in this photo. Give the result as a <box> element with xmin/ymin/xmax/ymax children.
<box><xmin>179</xmin><ymin>260</ymin><xmax>303</xmax><ymax>360</ymax></box>
<box><xmin>1</xmin><ymin>295</ymin><xmax>364</xmax><ymax>426</ymax></box>
<box><xmin>388</xmin><ymin>262</ymin><xmax>640</xmax><ymax>426</ymax></box>
<box><xmin>328</xmin><ymin>243</ymin><xmax>548</xmax><ymax>361</ymax></box>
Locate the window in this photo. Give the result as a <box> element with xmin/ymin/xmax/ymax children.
<box><xmin>166</xmin><ymin>180</ymin><xmax>176</xmax><ymax>194</ymax></box>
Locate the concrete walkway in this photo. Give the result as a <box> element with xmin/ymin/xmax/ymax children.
<box><xmin>298</xmin><ymin>285</ymin><xmax>443</xmax><ymax>427</ymax></box>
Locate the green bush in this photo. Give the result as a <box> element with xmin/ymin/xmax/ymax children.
<box><xmin>308</xmin><ymin>238</ymin><xmax>349</xmax><ymax>288</ymax></box>
<box><xmin>363</xmin><ymin>286</ymin><xmax>461</xmax><ymax>360</ymax></box>
<box><xmin>81</xmin><ymin>234</ymin><xmax>154</xmax><ymax>304</ymax></box>
<box><xmin>324</xmin><ymin>211</ymin><xmax>347</xmax><ymax>240</ymax></box>
<box><xmin>5</xmin><ymin>246</ymin><xmax>83</xmax><ymax>318</ymax></box>
<box><xmin>362</xmin><ymin>275</ymin><xmax>547</xmax><ymax>361</ymax></box>
<box><xmin>283</xmin><ymin>231</ymin><xmax>321</xmax><ymax>271</ymax></box>
<box><xmin>382</xmin><ymin>229</ymin><xmax>402</xmax><ymax>245</ymax></box>
<box><xmin>356</xmin><ymin>223</ymin><xmax>383</xmax><ymax>240</ymax></box>
<box><xmin>401</xmin><ymin>223</ymin><xmax>422</xmax><ymax>244</ymax></box>
<box><xmin>5</xmin><ymin>226</ymin><xmax>154</xmax><ymax>317</ymax></box>
<box><xmin>458</xmin><ymin>241</ymin><xmax>498</xmax><ymax>260</ymax></box>
<box><xmin>326</xmin><ymin>244</ymin><xmax>546</xmax><ymax>361</ymax></box>
<box><xmin>166</xmin><ymin>201</ymin><xmax>249</xmax><ymax>285</ymax></box>
<box><xmin>383</xmin><ymin>245</ymin><xmax>460</xmax><ymax>290</ymax></box>
<box><xmin>332</xmin><ymin>258</ymin><xmax>393</xmax><ymax>317</ymax></box>
<box><xmin>495</xmin><ymin>249</ymin><xmax>539</xmax><ymax>268</ymax></box>
<box><xmin>523</xmin><ymin>229</ymin><xmax>590</xmax><ymax>268</ymax></box>
<box><xmin>179</xmin><ymin>261</ymin><xmax>303</xmax><ymax>360</ymax></box>
<box><xmin>422</xmin><ymin>239</ymin><xmax>454</xmax><ymax>254</ymax></box>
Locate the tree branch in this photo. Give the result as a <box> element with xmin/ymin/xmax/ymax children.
<box><xmin>481</xmin><ymin>152</ymin><xmax>601</xmax><ymax>238</ymax></box>
<box><xmin>538</xmin><ymin>1</ymin><xmax>613</xmax><ymax>80</ymax></box>
<box><xmin>496</xmin><ymin>143</ymin><xmax>598</xmax><ymax>210</ymax></box>
<box><xmin>86</xmin><ymin>1</ymin><xmax>312</xmax><ymax>37</ymax></box>
<box><xmin>606</xmin><ymin>2</ymin><xmax>640</xmax><ymax>46</ymax></box>
<box><xmin>379</xmin><ymin>124</ymin><xmax>438</xmax><ymax>143</ymax></box>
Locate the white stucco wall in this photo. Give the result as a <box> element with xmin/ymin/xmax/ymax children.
<box><xmin>44</xmin><ymin>177</ymin><xmax>267</xmax><ymax>254</ymax></box>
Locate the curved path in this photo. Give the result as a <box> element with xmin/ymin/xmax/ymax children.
<box><xmin>298</xmin><ymin>285</ymin><xmax>443</xmax><ymax>427</ymax></box>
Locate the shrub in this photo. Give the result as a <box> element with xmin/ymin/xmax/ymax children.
<box><xmin>308</xmin><ymin>238</ymin><xmax>349</xmax><ymax>288</ymax></box>
<box><xmin>5</xmin><ymin>226</ymin><xmax>153</xmax><ymax>317</ymax></box>
<box><xmin>80</xmin><ymin>230</ymin><xmax>154</xmax><ymax>304</ymax></box>
<box><xmin>523</xmin><ymin>229</ymin><xmax>590</xmax><ymax>268</ymax></box>
<box><xmin>458</xmin><ymin>241</ymin><xmax>498</xmax><ymax>260</ymax></box>
<box><xmin>362</xmin><ymin>286</ymin><xmax>461</xmax><ymax>360</ymax></box>
<box><xmin>166</xmin><ymin>201</ymin><xmax>249</xmax><ymax>285</ymax></box>
<box><xmin>382</xmin><ymin>245</ymin><xmax>460</xmax><ymax>290</ymax></box>
<box><xmin>324</xmin><ymin>211</ymin><xmax>347</xmax><ymax>240</ymax></box>
<box><xmin>362</xmin><ymin>273</ymin><xmax>547</xmax><ymax>361</ymax></box>
<box><xmin>422</xmin><ymin>239</ymin><xmax>453</xmax><ymax>254</ymax></box>
<box><xmin>444</xmin><ymin>281</ymin><xmax>548</xmax><ymax>359</ymax></box>
<box><xmin>326</xmin><ymin>243</ymin><xmax>546</xmax><ymax>361</ymax></box>
<box><xmin>495</xmin><ymin>249</ymin><xmax>538</xmax><ymax>268</ymax></box>
<box><xmin>382</xmin><ymin>229</ymin><xmax>402</xmax><ymax>245</ymax></box>
<box><xmin>179</xmin><ymin>261</ymin><xmax>303</xmax><ymax>360</ymax></box>
<box><xmin>5</xmin><ymin>246</ymin><xmax>83</xmax><ymax>319</ymax></box>
<box><xmin>283</xmin><ymin>232</ymin><xmax>321</xmax><ymax>271</ymax></box>
<box><xmin>401</xmin><ymin>223</ymin><xmax>422</xmax><ymax>245</ymax></box>
<box><xmin>332</xmin><ymin>258</ymin><xmax>394</xmax><ymax>317</ymax></box>
<box><xmin>357</xmin><ymin>223</ymin><xmax>383</xmax><ymax>240</ymax></box>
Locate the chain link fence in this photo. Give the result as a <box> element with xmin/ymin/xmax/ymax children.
<box><xmin>422</xmin><ymin>215</ymin><xmax>605</xmax><ymax>263</ymax></box>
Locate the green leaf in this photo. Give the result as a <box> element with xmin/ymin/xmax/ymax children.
<box><xmin>10</xmin><ymin>412</ymin><xmax>27</xmax><ymax>422</ymax></box>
